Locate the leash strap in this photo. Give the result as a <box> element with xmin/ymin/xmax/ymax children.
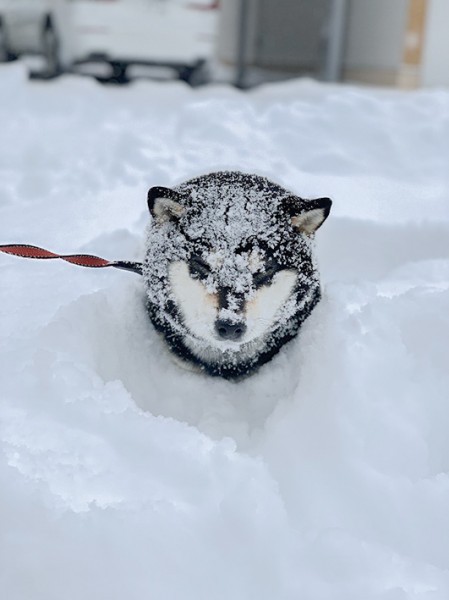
<box><xmin>0</xmin><ymin>244</ymin><xmax>143</xmax><ymax>275</ymax></box>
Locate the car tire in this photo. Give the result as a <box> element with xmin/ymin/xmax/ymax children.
<box><xmin>178</xmin><ymin>60</ymin><xmax>210</xmax><ymax>87</ymax></box>
<box><xmin>41</xmin><ymin>21</ymin><xmax>61</xmax><ymax>78</ymax></box>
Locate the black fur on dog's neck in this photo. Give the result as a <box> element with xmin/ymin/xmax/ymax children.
<box><xmin>147</xmin><ymin>285</ymin><xmax>321</xmax><ymax>380</ymax></box>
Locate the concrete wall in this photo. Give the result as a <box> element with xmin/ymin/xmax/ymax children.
<box><xmin>217</xmin><ymin>0</ymin><xmax>449</xmax><ymax>89</ymax></box>
<box><xmin>343</xmin><ymin>0</ymin><xmax>407</xmax><ymax>85</ymax></box>
<box><xmin>254</xmin><ymin>0</ymin><xmax>330</xmax><ymax>69</ymax></box>
<box><xmin>420</xmin><ymin>0</ymin><xmax>449</xmax><ymax>87</ymax></box>
<box><xmin>217</xmin><ymin>0</ymin><xmax>408</xmax><ymax>83</ymax></box>
<box><xmin>344</xmin><ymin>0</ymin><xmax>407</xmax><ymax>70</ymax></box>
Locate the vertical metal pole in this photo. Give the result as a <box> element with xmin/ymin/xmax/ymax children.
<box><xmin>323</xmin><ymin>0</ymin><xmax>348</xmax><ymax>82</ymax></box>
<box><xmin>235</xmin><ymin>0</ymin><xmax>250</xmax><ymax>88</ymax></box>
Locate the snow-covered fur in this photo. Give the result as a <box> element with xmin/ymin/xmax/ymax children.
<box><xmin>143</xmin><ymin>171</ymin><xmax>331</xmax><ymax>379</ymax></box>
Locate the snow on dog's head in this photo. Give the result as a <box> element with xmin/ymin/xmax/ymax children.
<box><xmin>143</xmin><ymin>171</ymin><xmax>331</xmax><ymax>379</ymax></box>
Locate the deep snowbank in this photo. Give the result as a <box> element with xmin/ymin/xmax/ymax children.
<box><xmin>1</xmin><ymin>63</ymin><xmax>449</xmax><ymax>599</ymax></box>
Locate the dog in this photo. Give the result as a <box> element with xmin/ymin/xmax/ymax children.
<box><xmin>143</xmin><ymin>171</ymin><xmax>331</xmax><ymax>379</ymax></box>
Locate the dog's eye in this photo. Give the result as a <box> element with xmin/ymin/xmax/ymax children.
<box><xmin>253</xmin><ymin>263</ymin><xmax>279</xmax><ymax>287</ymax></box>
<box><xmin>189</xmin><ymin>256</ymin><xmax>211</xmax><ymax>279</ymax></box>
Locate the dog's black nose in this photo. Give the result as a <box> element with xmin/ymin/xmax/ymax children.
<box><xmin>215</xmin><ymin>320</ymin><xmax>246</xmax><ymax>341</ymax></box>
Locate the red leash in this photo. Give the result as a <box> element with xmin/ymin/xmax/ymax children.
<box><xmin>0</xmin><ymin>244</ymin><xmax>143</xmax><ymax>275</ymax></box>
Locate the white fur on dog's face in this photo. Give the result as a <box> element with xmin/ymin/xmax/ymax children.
<box><xmin>168</xmin><ymin>261</ymin><xmax>297</xmax><ymax>350</ymax></box>
<box><xmin>168</xmin><ymin>262</ymin><xmax>219</xmax><ymax>345</ymax></box>
<box><xmin>244</xmin><ymin>269</ymin><xmax>297</xmax><ymax>342</ymax></box>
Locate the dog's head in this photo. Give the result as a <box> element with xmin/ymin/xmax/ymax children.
<box><xmin>144</xmin><ymin>172</ymin><xmax>331</xmax><ymax>357</ymax></box>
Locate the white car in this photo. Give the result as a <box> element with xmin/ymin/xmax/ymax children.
<box><xmin>0</xmin><ymin>0</ymin><xmax>218</xmax><ymax>81</ymax></box>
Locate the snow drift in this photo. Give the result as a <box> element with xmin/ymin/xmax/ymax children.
<box><xmin>1</xmin><ymin>63</ymin><xmax>449</xmax><ymax>599</ymax></box>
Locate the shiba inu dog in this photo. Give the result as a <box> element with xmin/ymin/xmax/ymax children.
<box><xmin>144</xmin><ymin>171</ymin><xmax>331</xmax><ymax>379</ymax></box>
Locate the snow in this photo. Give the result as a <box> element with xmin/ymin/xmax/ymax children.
<box><xmin>1</xmin><ymin>62</ymin><xmax>449</xmax><ymax>599</ymax></box>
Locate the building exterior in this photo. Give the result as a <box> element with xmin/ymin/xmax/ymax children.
<box><xmin>217</xmin><ymin>0</ymin><xmax>449</xmax><ymax>88</ymax></box>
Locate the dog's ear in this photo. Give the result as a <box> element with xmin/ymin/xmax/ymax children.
<box><xmin>285</xmin><ymin>197</ymin><xmax>332</xmax><ymax>235</ymax></box>
<box><xmin>148</xmin><ymin>186</ymin><xmax>185</xmax><ymax>224</ymax></box>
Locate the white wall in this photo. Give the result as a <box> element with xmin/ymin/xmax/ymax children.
<box><xmin>344</xmin><ymin>0</ymin><xmax>407</xmax><ymax>70</ymax></box>
<box><xmin>420</xmin><ymin>0</ymin><xmax>449</xmax><ymax>87</ymax></box>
